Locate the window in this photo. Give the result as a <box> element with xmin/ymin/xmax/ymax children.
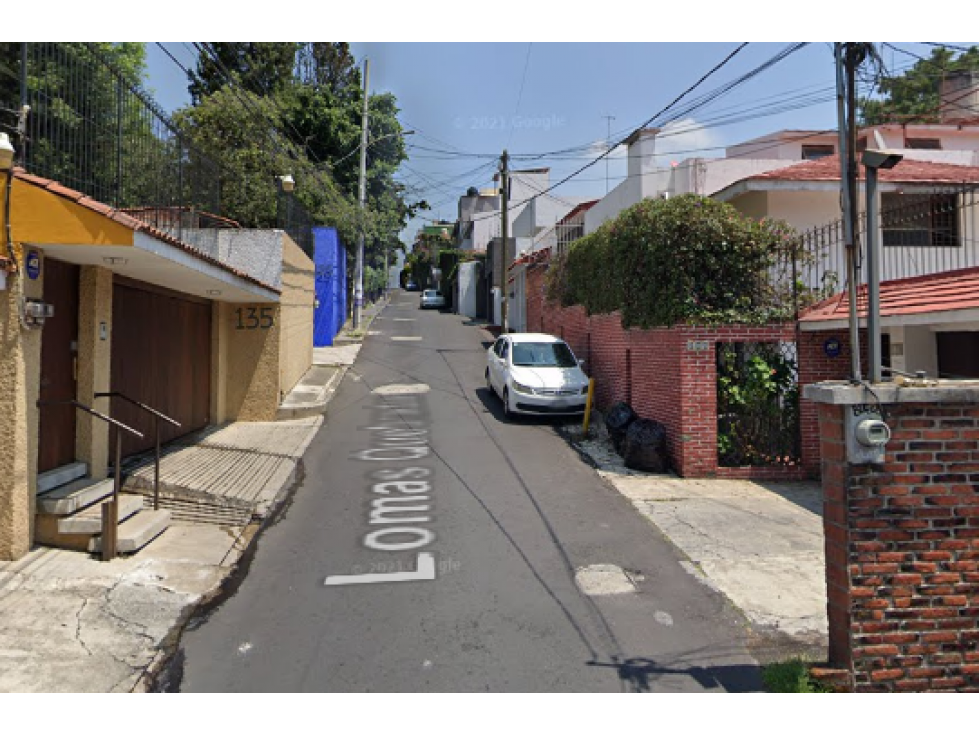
<box><xmin>906</xmin><ymin>138</ymin><xmax>942</xmax><ymax>150</ymax></box>
<box><xmin>511</xmin><ymin>342</ymin><xmax>578</xmax><ymax>368</ymax></box>
<box><xmin>802</xmin><ymin>144</ymin><xmax>835</xmax><ymax>160</ymax></box>
<box><xmin>882</xmin><ymin>193</ymin><xmax>959</xmax><ymax>247</ymax></box>
<box><xmin>856</xmin><ymin>137</ymin><xmax>868</xmax><ymax>153</ymax></box>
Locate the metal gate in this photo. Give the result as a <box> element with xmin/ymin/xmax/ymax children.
<box><xmin>716</xmin><ymin>341</ymin><xmax>801</xmax><ymax>468</ymax></box>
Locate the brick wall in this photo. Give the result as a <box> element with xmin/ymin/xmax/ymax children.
<box><xmin>526</xmin><ymin>264</ymin><xmax>810</xmax><ymax>478</ymax></box>
<box><xmin>817</xmin><ymin>399</ymin><xmax>979</xmax><ymax>692</ymax></box>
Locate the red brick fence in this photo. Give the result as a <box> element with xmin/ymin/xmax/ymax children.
<box><xmin>526</xmin><ymin>263</ymin><xmax>816</xmax><ymax>478</ymax></box>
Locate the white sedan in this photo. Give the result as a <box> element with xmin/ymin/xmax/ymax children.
<box><xmin>420</xmin><ymin>289</ymin><xmax>445</xmax><ymax>309</ymax></box>
<box><xmin>485</xmin><ymin>333</ymin><xmax>590</xmax><ymax>420</ymax></box>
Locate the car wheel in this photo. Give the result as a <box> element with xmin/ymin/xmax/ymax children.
<box><xmin>502</xmin><ymin>388</ymin><xmax>514</xmax><ymax>422</ymax></box>
<box><xmin>485</xmin><ymin>367</ymin><xmax>494</xmax><ymax>395</ymax></box>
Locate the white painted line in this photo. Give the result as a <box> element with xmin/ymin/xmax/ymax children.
<box><xmin>391</xmin><ymin>336</ymin><xmax>422</xmax><ymax>341</ymax></box>
<box><xmin>372</xmin><ymin>383</ymin><xmax>431</xmax><ymax>395</ymax></box>
<box><xmin>324</xmin><ymin>552</ymin><xmax>437</xmax><ymax>586</ymax></box>
<box><xmin>393</xmin><ymin>318</ymin><xmax>416</xmax><ymax>322</ymax></box>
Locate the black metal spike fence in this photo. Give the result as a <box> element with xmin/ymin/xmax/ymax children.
<box><xmin>5</xmin><ymin>42</ymin><xmax>314</xmax><ymax>256</ymax></box>
<box><xmin>795</xmin><ymin>183</ymin><xmax>979</xmax><ymax>299</ymax></box>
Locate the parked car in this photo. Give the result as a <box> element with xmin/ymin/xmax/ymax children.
<box><xmin>485</xmin><ymin>333</ymin><xmax>589</xmax><ymax>420</ymax></box>
<box><xmin>405</xmin><ymin>280</ymin><xmax>420</xmax><ymax>291</ymax></box>
<box><xmin>420</xmin><ymin>289</ymin><xmax>445</xmax><ymax>309</ymax></box>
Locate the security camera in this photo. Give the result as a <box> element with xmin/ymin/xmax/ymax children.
<box><xmin>862</xmin><ymin>149</ymin><xmax>904</xmax><ymax>170</ymax></box>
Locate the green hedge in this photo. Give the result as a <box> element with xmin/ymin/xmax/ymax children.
<box><xmin>546</xmin><ymin>194</ymin><xmax>809</xmax><ymax>329</ymax></box>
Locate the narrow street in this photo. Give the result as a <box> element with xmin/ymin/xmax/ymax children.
<box><xmin>172</xmin><ymin>291</ymin><xmax>762</xmax><ymax>692</ymax></box>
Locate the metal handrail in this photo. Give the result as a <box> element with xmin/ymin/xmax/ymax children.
<box><xmin>36</xmin><ymin>399</ymin><xmax>144</xmax><ymax>561</ymax></box>
<box><xmin>95</xmin><ymin>391</ymin><xmax>180</xmax><ymax>513</ymax></box>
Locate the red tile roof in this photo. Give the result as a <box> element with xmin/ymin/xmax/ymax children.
<box><xmin>800</xmin><ymin>266</ymin><xmax>979</xmax><ymax>323</ymax></box>
<box><xmin>749</xmin><ymin>154</ymin><xmax>979</xmax><ymax>184</ymax></box>
<box><xmin>558</xmin><ymin>199</ymin><xmax>598</xmax><ymax>225</ymax></box>
<box><xmin>13</xmin><ymin>168</ymin><xmax>280</xmax><ymax>294</ymax></box>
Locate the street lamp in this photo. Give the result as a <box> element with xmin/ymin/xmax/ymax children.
<box><xmin>2</xmin><ymin>132</ymin><xmax>16</xmax><ymax>289</ymax></box>
<box><xmin>862</xmin><ymin>148</ymin><xmax>903</xmax><ymax>383</ymax></box>
<box><xmin>0</xmin><ymin>132</ymin><xmax>14</xmax><ymax>171</ymax></box>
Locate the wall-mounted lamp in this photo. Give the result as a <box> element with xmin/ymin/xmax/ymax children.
<box><xmin>0</xmin><ymin>132</ymin><xmax>14</xmax><ymax>171</ymax></box>
<box><xmin>278</xmin><ymin>174</ymin><xmax>295</xmax><ymax>193</ymax></box>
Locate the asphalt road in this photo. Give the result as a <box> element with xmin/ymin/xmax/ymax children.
<box><xmin>173</xmin><ymin>291</ymin><xmax>764</xmax><ymax>692</ymax></box>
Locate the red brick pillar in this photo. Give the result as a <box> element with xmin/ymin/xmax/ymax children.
<box><xmin>806</xmin><ymin>382</ymin><xmax>979</xmax><ymax>692</ymax></box>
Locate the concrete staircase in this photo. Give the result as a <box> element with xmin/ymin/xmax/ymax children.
<box><xmin>35</xmin><ymin>461</ymin><xmax>170</xmax><ymax>555</ymax></box>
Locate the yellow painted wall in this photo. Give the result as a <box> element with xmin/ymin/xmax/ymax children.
<box><xmin>11</xmin><ymin>180</ymin><xmax>134</xmax><ymax>247</ymax></box>
<box><xmin>75</xmin><ymin>266</ymin><xmax>113</xmax><ymax>479</ymax></box>
<box><xmin>0</xmin><ymin>255</ymin><xmax>44</xmax><ymax>561</ymax></box>
<box><xmin>278</xmin><ymin>236</ymin><xmax>315</xmax><ymax>397</ymax></box>
<box><xmin>220</xmin><ymin>301</ymin><xmax>281</xmax><ymax>422</ymax></box>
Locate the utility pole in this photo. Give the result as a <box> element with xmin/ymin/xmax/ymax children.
<box><xmin>353</xmin><ymin>58</ymin><xmax>370</xmax><ymax>329</ymax></box>
<box><xmin>603</xmin><ymin>114</ymin><xmax>615</xmax><ymax>193</ymax></box>
<box><xmin>499</xmin><ymin>149</ymin><xmax>509</xmax><ymax>332</ymax></box>
<box><xmin>836</xmin><ymin>43</ymin><xmax>862</xmax><ymax>383</ymax></box>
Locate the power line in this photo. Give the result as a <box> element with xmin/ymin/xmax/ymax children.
<box><xmin>470</xmin><ymin>41</ymin><xmax>824</xmax><ymax>218</ymax></box>
<box><xmin>506</xmin><ymin>42</ymin><xmax>533</xmax><ymax>149</ymax></box>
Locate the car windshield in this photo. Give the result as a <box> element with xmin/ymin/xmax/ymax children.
<box><xmin>424</xmin><ymin>290</ymin><xmax>438</xmax><ymax>297</ymax></box>
<box><xmin>511</xmin><ymin>342</ymin><xmax>577</xmax><ymax>368</ymax></box>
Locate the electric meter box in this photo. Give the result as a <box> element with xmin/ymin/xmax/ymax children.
<box><xmin>845</xmin><ymin>404</ymin><xmax>891</xmax><ymax>464</ymax></box>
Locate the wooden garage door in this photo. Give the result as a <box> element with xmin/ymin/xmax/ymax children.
<box><xmin>111</xmin><ymin>278</ymin><xmax>211</xmax><ymax>457</ymax></box>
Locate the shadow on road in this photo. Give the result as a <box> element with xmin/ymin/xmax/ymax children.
<box><xmin>475</xmin><ymin>385</ymin><xmax>585</xmax><ymax>428</ymax></box>
<box><xmin>588</xmin><ymin>656</ymin><xmax>762</xmax><ymax>692</ymax></box>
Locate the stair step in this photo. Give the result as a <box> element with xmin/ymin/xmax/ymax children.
<box><xmin>88</xmin><ymin>509</ymin><xmax>171</xmax><ymax>554</ymax></box>
<box><xmin>37</xmin><ymin>477</ymin><xmax>114</xmax><ymax>516</ymax></box>
<box><xmin>57</xmin><ymin>494</ymin><xmax>145</xmax><ymax>534</ymax></box>
<box><xmin>37</xmin><ymin>462</ymin><xmax>89</xmax><ymax>495</ymax></box>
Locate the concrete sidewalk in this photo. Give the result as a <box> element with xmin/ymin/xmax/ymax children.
<box><xmin>0</xmin><ymin>523</ymin><xmax>245</xmax><ymax>691</ymax></box>
<box><xmin>0</xmin><ymin>300</ymin><xmax>388</xmax><ymax>693</ymax></box>
<box><xmin>0</xmin><ymin>415</ymin><xmax>324</xmax><ymax>692</ymax></box>
<box><xmin>566</xmin><ymin>420</ymin><xmax>828</xmax><ymax>660</ymax></box>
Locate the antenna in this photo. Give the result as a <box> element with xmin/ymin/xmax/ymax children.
<box><xmin>602</xmin><ymin>114</ymin><xmax>616</xmax><ymax>193</ymax></box>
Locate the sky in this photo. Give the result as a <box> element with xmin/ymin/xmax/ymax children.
<box><xmin>141</xmin><ymin>40</ymin><xmax>976</xmax><ymax>242</ymax></box>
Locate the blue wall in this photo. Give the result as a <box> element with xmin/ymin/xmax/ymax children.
<box><xmin>313</xmin><ymin>227</ymin><xmax>348</xmax><ymax>347</ymax></box>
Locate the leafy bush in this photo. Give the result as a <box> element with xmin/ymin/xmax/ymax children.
<box><xmin>762</xmin><ymin>659</ymin><xmax>833</xmax><ymax>693</ymax></box>
<box><xmin>545</xmin><ymin>194</ymin><xmax>809</xmax><ymax>328</ymax></box>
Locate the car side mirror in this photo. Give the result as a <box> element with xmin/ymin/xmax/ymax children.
<box><xmin>578</xmin><ymin>359</ymin><xmax>586</xmax><ymax>369</ymax></box>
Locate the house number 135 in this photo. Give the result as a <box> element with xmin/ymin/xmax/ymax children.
<box><xmin>235</xmin><ymin>307</ymin><xmax>275</xmax><ymax>330</ymax></box>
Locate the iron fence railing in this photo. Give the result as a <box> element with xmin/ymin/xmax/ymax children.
<box><xmin>716</xmin><ymin>340</ymin><xmax>801</xmax><ymax>468</ymax></box>
<box><xmin>797</xmin><ymin>183</ymin><xmax>979</xmax><ymax>298</ymax></box>
<box><xmin>9</xmin><ymin>42</ymin><xmax>314</xmax><ymax>256</ymax></box>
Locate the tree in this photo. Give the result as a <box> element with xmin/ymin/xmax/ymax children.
<box><xmin>296</xmin><ymin>43</ymin><xmax>360</xmax><ymax>97</ymax></box>
<box><xmin>547</xmin><ymin>194</ymin><xmax>805</xmax><ymax>328</ymax></box>
<box><xmin>189</xmin><ymin>42</ymin><xmax>299</xmax><ymax>103</ymax></box>
<box><xmin>859</xmin><ymin>45</ymin><xmax>979</xmax><ymax>125</ymax></box>
<box><xmin>173</xmin><ymin>84</ymin><xmax>360</xmax><ymax>242</ymax></box>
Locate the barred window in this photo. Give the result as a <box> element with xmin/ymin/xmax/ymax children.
<box><xmin>881</xmin><ymin>193</ymin><xmax>959</xmax><ymax>247</ymax></box>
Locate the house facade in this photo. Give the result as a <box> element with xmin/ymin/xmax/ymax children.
<box><xmin>0</xmin><ymin>170</ymin><xmax>315</xmax><ymax>561</ymax></box>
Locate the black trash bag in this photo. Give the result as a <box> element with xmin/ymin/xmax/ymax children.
<box><xmin>604</xmin><ymin>401</ymin><xmax>636</xmax><ymax>455</ymax></box>
<box><xmin>621</xmin><ymin>418</ymin><xmax>669</xmax><ymax>473</ymax></box>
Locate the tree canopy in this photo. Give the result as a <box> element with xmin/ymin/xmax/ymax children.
<box><xmin>179</xmin><ymin>42</ymin><xmax>420</xmax><ymax>262</ymax></box>
<box><xmin>859</xmin><ymin>45</ymin><xmax>979</xmax><ymax>125</ymax></box>
<box><xmin>189</xmin><ymin>42</ymin><xmax>299</xmax><ymax>103</ymax></box>
<box><xmin>546</xmin><ymin>195</ymin><xmax>806</xmax><ymax>328</ymax></box>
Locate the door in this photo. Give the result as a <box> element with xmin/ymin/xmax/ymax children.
<box><xmin>38</xmin><ymin>258</ymin><xmax>80</xmax><ymax>474</ymax></box>
<box><xmin>937</xmin><ymin>332</ymin><xmax>979</xmax><ymax>378</ymax></box>
<box><xmin>111</xmin><ymin>279</ymin><xmax>212</xmax><ymax>457</ymax></box>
